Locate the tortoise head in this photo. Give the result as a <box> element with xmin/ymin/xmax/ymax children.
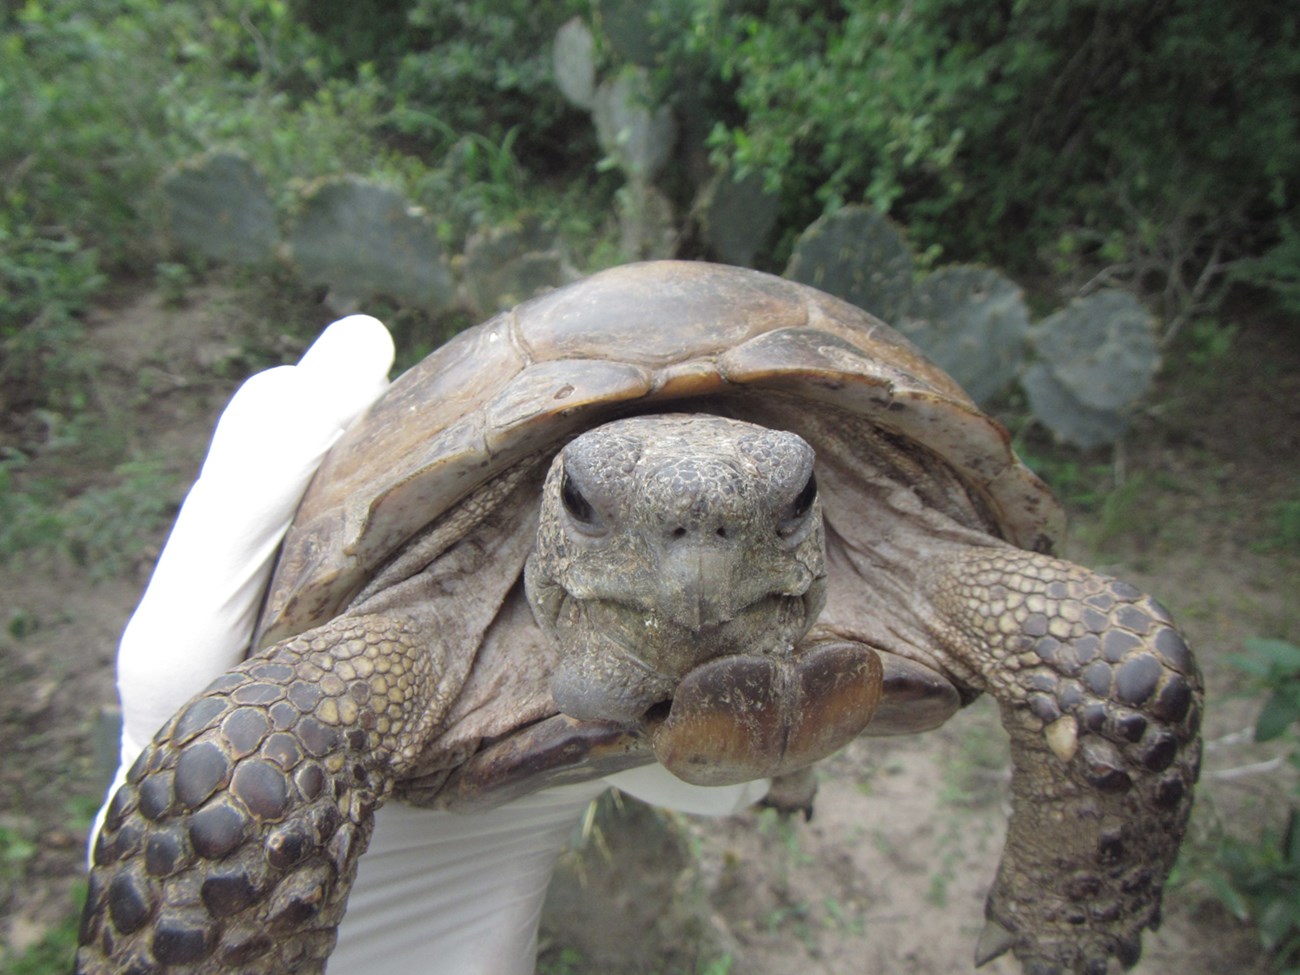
<box><xmin>520</xmin><ymin>410</ymin><xmax>883</xmax><ymax>785</ymax></box>
<box><xmin>525</xmin><ymin>413</ymin><xmax>855</xmax><ymax>781</ymax></box>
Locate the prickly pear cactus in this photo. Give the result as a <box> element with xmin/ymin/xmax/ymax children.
<box><xmin>1022</xmin><ymin>289</ymin><xmax>1160</xmax><ymax>448</ymax></box>
<box><xmin>697</xmin><ymin>170</ymin><xmax>779</xmax><ymax>267</ymax></box>
<box><xmin>460</xmin><ymin>218</ymin><xmax>573</xmax><ymax>315</ymax></box>
<box><xmin>617</xmin><ymin>181</ymin><xmax>678</xmax><ymax>260</ymax></box>
<box><xmin>288</xmin><ymin>177</ymin><xmax>455</xmax><ymax>313</ymax></box>
<box><xmin>553</xmin><ymin>17</ymin><xmax>597</xmax><ymax>110</ymax></box>
<box><xmin>591</xmin><ymin>68</ymin><xmax>677</xmax><ymax>182</ymax></box>
<box><xmin>896</xmin><ymin>265</ymin><xmax>1030</xmax><ymax>404</ymax></box>
<box><xmin>785</xmin><ymin>206</ymin><xmax>914</xmax><ymax>323</ymax></box>
<box><xmin>162</xmin><ymin>151</ymin><xmax>278</xmax><ymax>265</ymax></box>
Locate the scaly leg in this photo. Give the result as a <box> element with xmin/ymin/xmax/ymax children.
<box><xmin>925</xmin><ymin>546</ymin><xmax>1202</xmax><ymax>975</ymax></box>
<box><xmin>76</xmin><ymin>613</ymin><xmax>442</xmax><ymax>975</ymax></box>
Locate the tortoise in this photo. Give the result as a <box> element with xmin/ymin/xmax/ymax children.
<box><xmin>77</xmin><ymin>261</ymin><xmax>1202</xmax><ymax>975</ymax></box>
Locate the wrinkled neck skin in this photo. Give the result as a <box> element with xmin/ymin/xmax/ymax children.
<box><xmin>524</xmin><ymin>414</ymin><xmax>827</xmax><ymax>727</ymax></box>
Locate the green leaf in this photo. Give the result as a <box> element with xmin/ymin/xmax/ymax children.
<box><xmin>1244</xmin><ymin>638</ymin><xmax>1300</xmax><ymax>671</ymax></box>
<box><xmin>1202</xmin><ymin>869</ymin><xmax>1252</xmax><ymax>923</ymax></box>
<box><xmin>1258</xmin><ymin>895</ymin><xmax>1300</xmax><ymax>953</ymax></box>
<box><xmin>1255</xmin><ymin>689</ymin><xmax>1300</xmax><ymax>742</ymax></box>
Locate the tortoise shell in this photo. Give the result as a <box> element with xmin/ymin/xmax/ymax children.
<box><xmin>257</xmin><ymin>260</ymin><xmax>1061</xmax><ymax>648</ymax></box>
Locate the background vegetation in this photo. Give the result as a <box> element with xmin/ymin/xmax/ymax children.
<box><xmin>2</xmin><ymin>0</ymin><xmax>1298</xmax><ymax>971</ymax></box>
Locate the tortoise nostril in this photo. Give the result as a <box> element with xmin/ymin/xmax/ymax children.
<box><xmin>668</xmin><ymin>525</ymin><xmax>732</xmax><ymax>540</ymax></box>
<box><xmin>643</xmin><ymin>700</ymin><xmax>672</xmax><ymax>725</ymax></box>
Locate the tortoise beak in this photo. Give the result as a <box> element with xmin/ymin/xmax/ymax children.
<box><xmin>656</xmin><ymin>542</ymin><xmax>742</xmax><ymax>628</ymax></box>
<box><xmin>653</xmin><ymin>535</ymin><xmax>821</xmax><ymax>631</ymax></box>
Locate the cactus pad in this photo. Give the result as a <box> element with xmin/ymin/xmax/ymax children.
<box><xmin>617</xmin><ymin>181</ymin><xmax>678</xmax><ymax>260</ymax></box>
<box><xmin>553</xmin><ymin>18</ymin><xmax>597</xmax><ymax>110</ymax></box>
<box><xmin>288</xmin><ymin>177</ymin><xmax>454</xmax><ymax>312</ymax></box>
<box><xmin>1023</xmin><ymin>289</ymin><xmax>1160</xmax><ymax>447</ymax></box>
<box><xmin>592</xmin><ymin>68</ymin><xmax>676</xmax><ymax>181</ymax></box>
<box><xmin>461</xmin><ymin>219</ymin><xmax>572</xmax><ymax>315</ymax></box>
<box><xmin>785</xmin><ymin>206</ymin><xmax>914</xmax><ymax>322</ymax></box>
<box><xmin>162</xmin><ymin>152</ymin><xmax>278</xmax><ymax>265</ymax></box>
<box><xmin>897</xmin><ymin>265</ymin><xmax>1030</xmax><ymax>404</ymax></box>
<box><xmin>698</xmin><ymin>170</ymin><xmax>780</xmax><ymax>267</ymax></box>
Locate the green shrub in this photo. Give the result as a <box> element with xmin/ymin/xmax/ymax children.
<box><xmin>2</xmin><ymin>884</ymin><xmax>85</xmax><ymax>975</ymax></box>
<box><xmin>0</xmin><ymin>219</ymin><xmax>104</xmax><ymax>415</ymax></box>
<box><xmin>680</xmin><ymin>0</ymin><xmax>1299</xmax><ymax>304</ymax></box>
<box><xmin>0</xmin><ymin>455</ymin><xmax>179</xmax><ymax>578</ymax></box>
<box><xmin>1235</xmin><ymin>215</ymin><xmax>1300</xmax><ymax>318</ymax></box>
<box><xmin>1206</xmin><ymin>637</ymin><xmax>1300</xmax><ymax>967</ymax></box>
<box><xmin>1</xmin><ymin>1</ymin><xmax>203</xmax><ymax>264</ymax></box>
<box><xmin>285</xmin><ymin>0</ymin><xmax>593</xmax><ymax>170</ymax></box>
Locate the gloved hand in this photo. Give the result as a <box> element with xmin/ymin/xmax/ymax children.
<box><xmin>92</xmin><ymin>314</ymin><xmax>767</xmax><ymax>975</ymax></box>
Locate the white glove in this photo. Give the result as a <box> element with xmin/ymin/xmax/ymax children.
<box><xmin>92</xmin><ymin>313</ymin><xmax>766</xmax><ymax>975</ymax></box>
<box><xmin>91</xmin><ymin>314</ymin><xmax>393</xmax><ymax>864</ymax></box>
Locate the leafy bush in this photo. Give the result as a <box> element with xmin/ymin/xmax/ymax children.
<box><xmin>0</xmin><ymin>219</ymin><xmax>104</xmax><ymax>417</ymax></box>
<box><xmin>0</xmin><ymin>455</ymin><xmax>179</xmax><ymax>578</ymax></box>
<box><xmin>1235</xmin><ymin>216</ymin><xmax>1300</xmax><ymax>317</ymax></box>
<box><xmin>1236</xmin><ymin>638</ymin><xmax>1300</xmax><ymax>750</ymax></box>
<box><xmin>285</xmin><ymin>0</ymin><xmax>593</xmax><ymax>169</ymax></box>
<box><xmin>2</xmin><ymin>0</ymin><xmax>619</xmax><ymax>509</ymax></box>
<box><xmin>1205</xmin><ymin>637</ymin><xmax>1300</xmax><ymax>967</ymax></box>
<box><xmin>681</xmin><ymin>0</ymin><xmax>1300</xmax><ymax>309</ymax></box>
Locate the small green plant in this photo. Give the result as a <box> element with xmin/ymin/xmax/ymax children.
<box><xmin>1011</xmin><ymin>444</ymin><xmax>1116</xmax><ymax>514</ymax></box>
<box><xmin>1234</xmin><ymin>216</ymin><xmax>1300</xmax><ymax>317</ymax></box>
<box><xmin>763</xmin><ymin>899</ymin><xmax>815</xmax><ymax>951</ymax></box>
<box><xmin>1182</xmin><ymin>317</ymin><xmax>1239</xmax><ymax>371</ymax></box>
<box><xmin>1235</xmin><ymin>638</ymin><xmax>1300</xmax><ymax>747</ymax></box>
<box><xmin>6</xmin><ymin>608</ymin><xmax>40</xmax><ymax>639</ymax></box>
<box><xmin>61</xmin><ymin>460</ymin><xmax>180</xmax><ymax>579</ymax></box>
<box><xmin>537</xmin><ymin>946</ymin><xmax>586</xmax><ymax>975</ymax></box>
<box><xmin>1202</xmin><ymin>637</ymin><xmax>1300</xmax><ymax>968</ymax></box>
<box><xmin>2</xmin><ymin>884</ymin><xmax>86</xmax><ymax>975</ymax></box>
<box><xmin>1254</xmin><ymin>498</ymin><xmax>1300</xmax><ymax>555</ymax></box>
<box><xmin>0</xmin><ymin>221</ymin><xmax>104</xmax><ymax>425</ymax></box>
<box><xmin>695</xmin><ymin>955</ymin><xmax>734</xmax><ymax>975</ymax></box>
<box><xmin>0</xmin><ymin>455</ymin><xmax>178</xmax><ymax>578</ymax></box>
<box><xmin>0</xmin><ymin>822</ymin><xmax>38</xmax><ymax>884</ymax></box>
<box><xmin>1194</xmin><ymin>814</ymin><xmax>1300</xmax><ymax>969</ymax></box>
<box><xmin>821</xmin><ymin>895</ymin><xmax>866</xmax><ymax>936</ymax></box>
<box><xmin>754</xmin><ymin>806</ymin><xmax>813</xmax><ymax>866</ymax></box>
<box><xmin>0</xmin><ymin>458</ymin><xmax>65</xmax><ymax>559</ymax></box>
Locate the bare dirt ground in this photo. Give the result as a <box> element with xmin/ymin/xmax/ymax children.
<box><xmin>1</xmin><ymin>284</ymin><xmax>1296</xmax><ymax>973</ymax></box>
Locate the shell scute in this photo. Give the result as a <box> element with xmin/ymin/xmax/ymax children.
<box><xmin>514</xmin><ymin>259</ymin><xmax>805</xmax><ymax>365</ymax></box>
<box><xmin>483</xmin><ymin>359</ymin><xmax>653</xmax><ymax>440</ymax></box>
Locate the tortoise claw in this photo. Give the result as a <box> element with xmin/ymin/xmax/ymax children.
<box><xmin>758</xmin><ymin>766</ymin><xmax>818</xmax><ymax>820</ymax></box>
<box><xmin>974</xmin><ymin>917</ymin><xmax>1016</xmax><ymax>967</ymax></box>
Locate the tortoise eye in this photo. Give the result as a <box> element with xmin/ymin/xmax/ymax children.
<box><xmin>790</xmin><ymin>472</ymin><xmax>817</xmax><ymax>520</ymax></box>
<box><xmin>561</xmin><ymin>469</ymin><xmax>596</xmax><ymax>524</ymax></box>
<box><xmin>779</xmin><ymin>472</ymin><xmax>817</xmax><ymax>536</ymax></box>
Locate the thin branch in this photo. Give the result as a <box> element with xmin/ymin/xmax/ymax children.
<box><xmin>1161</xmin><ymin>237</ymin><xmax>1229</xmax><ymax>348</ymax></box>
<box><xmin>1204</xmin><ymin>756</ymin><xmax>1289</xmax><ymax>782</ymax></box>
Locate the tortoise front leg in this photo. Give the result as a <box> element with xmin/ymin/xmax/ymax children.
<box><xmin>924</xmin><ymin>547</ymin><xmax>1202</xmax><ymax>975</ymax></box>
<box><xmin>76</xmin><ymin>613</ymin><xmax>441</xmax><ymax>975</ymax></box>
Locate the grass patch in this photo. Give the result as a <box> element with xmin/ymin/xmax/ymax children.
<box><xmin>2</xmin><ymin>884</ymin><xmax>85</xmax><ymax>975</ymax></box>
<box><xmin>0</xmin><ymin>455</ymin><xmax>178</xmax><ymax>579</ymax></box>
